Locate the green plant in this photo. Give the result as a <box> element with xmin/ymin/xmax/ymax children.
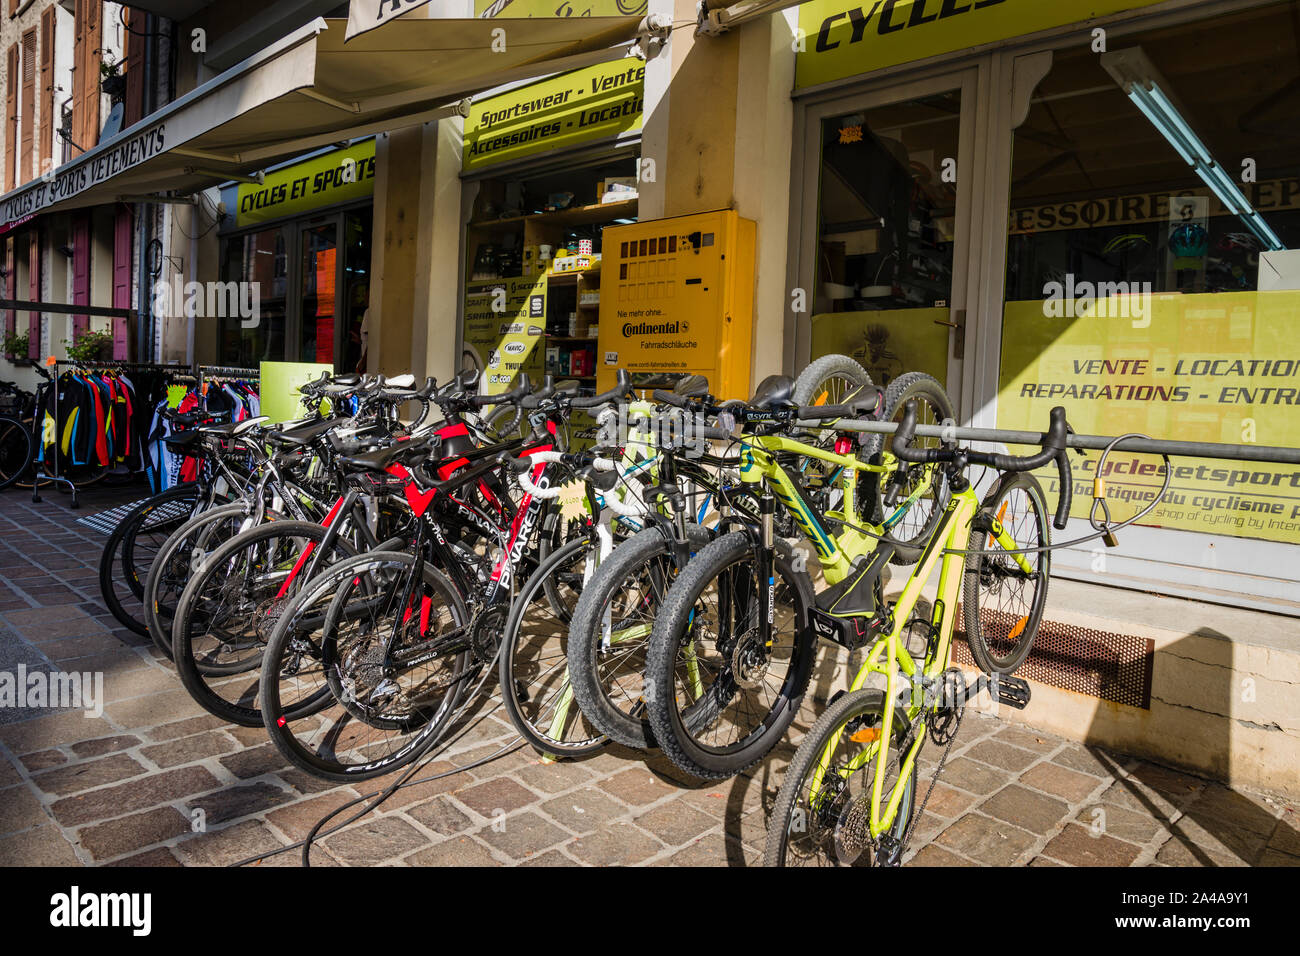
<box><xmin>99</xmin><ymin>59</ymin><xmax>121</xmax><ymax>78</ymax></box>
<box><xmin>64</xmin><ymin>329</ymin><xmax>114</xmax><ymax>363</ymax></box>
<box><xmin>3</xmin><ymin>331</ymin><xmax>29</xmax><ymax>358</ymax></box>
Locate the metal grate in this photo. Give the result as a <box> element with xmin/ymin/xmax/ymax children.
<box><xmin>73</xmin><ymin>500</ymin><xmax>151</xmax><ymax>536</ymax></box>
<box><xmin>955</xmin><ymin>607</ymin><xmax>1154</xmax><ymax>709</ymax></box>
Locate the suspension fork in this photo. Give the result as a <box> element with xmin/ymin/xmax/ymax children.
<box><xmin>759</xmin><ymin>489</ymin><xmax>776</xmax><ymax>653</ymax></box>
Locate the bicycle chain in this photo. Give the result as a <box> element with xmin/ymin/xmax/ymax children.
<box><xmin>897</xmin><ymin>670</ymin><xmax>968</xmax><ymax>857</ymax></box>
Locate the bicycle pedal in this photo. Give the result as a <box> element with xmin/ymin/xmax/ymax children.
<box><xmin>994</xmin><ymin>675</ymin><xmax>1031</xmax><ymax>710</ymax></box>
<box><xmin>809</xmin><ymin>607</ymin><xmax>873</xmax><ymax>651</ymax></box>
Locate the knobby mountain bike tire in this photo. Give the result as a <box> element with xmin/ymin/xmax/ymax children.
<box><xmin>962</xmin><ymin>470</ymin><xmax>1051</xmax><ymax>674</ymax></box>
<box><xmin>499</xmin><ymin>536</ymin><xmax>607</xmax><ymax>758</ymax></box>
<box><xmin>643</xmin><ymin>531</ymin><xmax>815</xmax><ymax>780</ymax></box>
<box><xmin>566</xmin><ymin>522</ymin><xmax>713</xmax><ymax>750</ymax></box>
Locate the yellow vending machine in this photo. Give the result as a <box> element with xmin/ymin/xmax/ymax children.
<box><xmin>596</xmin><ymin>210</ymin><xmax>756</xmax><ymax>400</ymax></box>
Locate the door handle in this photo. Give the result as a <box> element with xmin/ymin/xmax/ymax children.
<box><xmin>934</xmin><ymin>308</ymin><xmax>966</xmax><ymax>360</ymax></box>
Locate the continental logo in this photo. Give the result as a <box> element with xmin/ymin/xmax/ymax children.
<box><xmin>623</xmin><ymin>321</ymin><xmax>687</xmax><ymax>336</ymax></box>
<box><xmin>813</xmin><ymin>0</ymin><xmax>1007</xmax><ymax>53</ymax></box>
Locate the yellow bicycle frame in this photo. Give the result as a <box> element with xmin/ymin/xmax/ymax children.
<box><xmin>806</xmin><ymin>483</ymin><xmax>1030</xmax><ymax>839</ymax></box>
<box><xmin>735</xmin><ymin>432</ymin><xmax>934</xmax><ymax>585</ymax></box>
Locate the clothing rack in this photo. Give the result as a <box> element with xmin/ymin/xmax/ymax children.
<box><xmin>33</xmin><ymin>360</ymin><xmax>196</xmax><ymax>508</ymax></box>
<box><xmin>198</xmin><ymin>365</ymin><xmax>260</xmax><ymax>380</ymax></box>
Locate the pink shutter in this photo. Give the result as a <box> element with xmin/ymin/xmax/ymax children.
<box><xmin>72</xmin><ymin>213</ymin><xmax>91</xmax><ymax>337</ymax></box>
<box><xmin>27</xmin><ymin>232</ymin><xmax>40</xmax><ymax>359</ymax></box>
<box><xmin>3</xmin><ymin>238</ymin><xmax>13</xmax><ymax>345</ymax></box>
<box><xmin>112</xmin><ymin>207</ymin><xmax>132</xmax><ymax>359</ymax></box>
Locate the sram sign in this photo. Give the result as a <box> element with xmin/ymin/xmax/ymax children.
<box><xmin>796</xmin><ymin>0</ymin><xmax>1168</xmax><ymax>89</ymax></box>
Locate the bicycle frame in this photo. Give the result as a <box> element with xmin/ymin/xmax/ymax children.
<box><xmin>808</xmin><ymin>483</ymin><xmax>1030</xmax><ymax>840</ymax></box>
<box><xmin>736</xmin><ymin>433</ymin><xmax>933</xmax><ymax>586</ymax></box>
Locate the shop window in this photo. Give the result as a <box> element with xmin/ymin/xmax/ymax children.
<box><xmin>999</xmin><ymin>0</ymin><xmax>1300</xmax><ymax>549</ymax></box>
<box><xmin>219</xmin><ymin>228</ymin><xmax>287</xmax><ymax>366</ymax></box>
<box><xmin>1006</xmin><ymin>5</ymin><xmax>1299</xmax><ymax>300</ymax></box>
<box><xmin>463</xmin><ymin>155</ymin><xmax>638</xmax><ymax>393</ymax></box>
<box><xmin>810</xmin><ymin>94</ymin><xmax>960</xmax><ymax>388</ymax></box>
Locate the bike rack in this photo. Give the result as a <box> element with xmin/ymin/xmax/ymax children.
<box><xmin>795</xmin><ymin>415</ymin><xmax>1300</xmax><ymax>466</ymax></box>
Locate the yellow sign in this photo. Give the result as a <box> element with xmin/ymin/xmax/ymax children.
<box><xmin>236</xmin><ymin>141</ymin><xmax>376</xmax><ymax>228</ymax></box>
<box><xmin>811</xmin><ymin>309</ymin><xmax>949</xmax><ymax>390</ymax></box>
<box><xmin>260</xmin><ymin>361</ymin><xmax>334</xmax><ymax>424</ymax></box>
<box><xmin>476</xmin><ymin>0</ymin><xmax>646</xmax><ymax>15</ymax></box>
<box><xmin>463</xmin><ymin>276</ymin><xmax>548</xmax><ymax>395</ymax></box>
<box><xmin>998</xmin><ymin>292</ymin><xmax>1300</xmax><ymax>545</ymax></box>
<box><xmin>597</xmin><ymin>211</ymin><xmax>756</xmax><ymax>400</ymax></box>
<box><xmin>462</xmin><ymin>61</ymin><xmax>644</xmax><ymax>172</ymax></box>
<box><xmin>796</xmin><ymin>0</ymin><xmax>1169</xmax><ymax>90</ymax></box>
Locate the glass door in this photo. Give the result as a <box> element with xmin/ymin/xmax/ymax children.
<box><xmin>794</xmin><ymin>69</ymin><xmax>980</xmax><ymax>413</ymax></box>
<box><xmin>298</xmin><ymin>221</ymin><xmax>339</xmax><ymax>365</ymax></box>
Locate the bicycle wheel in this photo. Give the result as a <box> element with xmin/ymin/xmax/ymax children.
<box><xmin>567</xmin><ymin>523</ymin><xmax>712</xmax><ymax>749</ymax></box>
<box><xmin>142</xmin><ymin>503</ymin><xmax>252</xmax><ymax>659</ymax></box>
<box><xmin>963</xmin><ymin>471</ymin><xmax>1051</xmax><ymax>674</ymax></box>
<box><xmin>862</xmin><ymin>372</ymin><xmax>956</xmax><ymax>565</ymax></box>
<box><xmin>170</xmin><ymin>520</ymin><xmax>358</xmax><ymax>727</ymax></box>
<box><xmin>0</xmin><ymin>416</ymin><xmax>34</xmax><ymax>490</ymax></box>
<box><xmin>764</xmin><ymin>689</ymin><xmax>916</xmax><ymax>868</ymax></box>
<box><xmin>792</xmin><ymin>355</ymin><xmax>875</xmax><ymax>513</ymax></box>
<box><xmin>643</xmin><ymin>531</ymin><xmax>815</xmax><ymax>780</ymax></box>
<box><xmin>499</xmin><ymin>537</ymin><xmax>606</xmax><ymax>758</ymax></box>
<box><xmin>260</xmin><ymin>551</ymin><xmax>470</xmax><ymax>782</ymax></box>
<box><xmin>98</xmin><ymin>486</ymin><xmax>200</xmax><ymax>636</ymax></box>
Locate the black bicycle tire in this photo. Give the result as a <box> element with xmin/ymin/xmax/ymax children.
<box><xmin>763</xmin><ymin>688</ymin><xmax>916</xmax><ymax>867</ymax></box>
<box><xmin>643</xmin><ymin>531</ymin><xmax>815</xmax><ymax>780</ymax></box>
<box><xmin>863</xmin><ymin>372</ymin><xmax>956</xmax><ymax>565</ymax></box>
<box><xmin>0</xmin><ymin>416</ymin><xmax>34</xmax><ymax>490</ymax></box>
<box><xmin>498</xmin><ymin>536</ymin><xmax>607</xmax><ymax>758</ymax></box>
<box><xmin>259</xmin><ymin>550</ymin><xmax>470</xmax><ymax>782</ymax></box>
<box><xmin>962</xmin><ymin>471</ymin><xmax>1052</xmax><ymax>674</ymax></box>
<box><xmin>142</xmin><ymin>502</ymin><xmax>252</xmax><ymax>659</ymax></box>
<box><xmin>566</xmin><ymin>522</ymin><xmax>713</xmax><ymax>750</ymax></box>
<box><xmin>98</xmin><ymin>485</ymin><xmax>200</xmax><ymax>636</ymax></box>
<box><xmin>171</xmin><ymin>520</ymin><xmax>358</xmax><ymax>727</ymax></box>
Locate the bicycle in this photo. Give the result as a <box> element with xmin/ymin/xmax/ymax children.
<box><xmin>763</xmin><ymin>400</ymin><xmax>1071</xmax><ymax>866</ymax></box>
<box><xmin>640</xmin><ymin>371</ymin><xmax>951</xmax><ymax>780</ymax></box>
<box><xmin>256</xmin><ymin>374</ymin><xmax>632</xmax><ymax>780</ymax></box>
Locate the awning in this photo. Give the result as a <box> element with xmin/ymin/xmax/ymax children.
<box><xmin>0</xmin><ymin>14</ymin><xmax>648</xmax><ymax>230</ymax></box>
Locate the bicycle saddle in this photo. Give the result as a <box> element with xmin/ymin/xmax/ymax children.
<box><xmin>749</xmin><ymin>374</ymin><xmax>795</xmax><ymax>409</ymax></box>
<box><xmin>268</xmin><ymin>418</ymin><xmax>337</xmax><ymax>446</ymax></box>
<box><xmin>338</xmin><ymin>435</ymin><xmax>432</xmax><ymax>472</ymax></box>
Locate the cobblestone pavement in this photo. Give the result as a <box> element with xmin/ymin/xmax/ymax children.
<box><xmin>0</xmin><ymin>484</ymin><xmax>1296</xmax><ymax>867</ymax></box>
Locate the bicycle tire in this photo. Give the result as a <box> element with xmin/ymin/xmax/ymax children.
<box><xmin>643</xmin><ymin>531</ymin><xmax>815</xmax><ymax>780</ymax></box>
<box><xmin>171</xmin><ymin>520</ymin><xmax>359</xmax><ymax>727</ymax></box>
<box><xmin>98</xmin><ymin>486</ymin><xmax>200</xmax><ymax>636</ymax></box>
<box><xmin>566</xmin><ymin>523</ymin><xmax>713</xmax><ymax>750</ymax></box>
<box><xmin>142</xmin><ymin>503</ymin><xmax>253</xmax><ymax>659</ymax></box>
<box><xmin>963</xmin><ymin>471</ymin><xmax>1051</xmax><ymax>674</ymax></box>
<box><xmin>260</xmin><ymin>550</ymin><xmax>471</xmax><ymax>782</ymax></box>
<box><xmin>499</xmin><ymin>537</ymin><xmax>607</xmax><ymax>758</ymax></box>
<box><xmin>862</xmin><ymin>372</ymin><xmax>956</xmax><ymax>565</ymax></box>
<box><xmin>0</xmin><ymin>416</ymin><xmax>34</xmax><ymax>490</ymax></box>
<box><xmin>764</xmin><ymin>688</ymin><xmax>916</xmax><ymax>867</ymax></box>
<box><xmin>792</xmin><ymin>355</ymin><xmax>875</xmax><ymax>517</ymax></box>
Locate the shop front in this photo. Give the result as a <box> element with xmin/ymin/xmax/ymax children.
<box><xmin>457</xmin><ymin>59</ymin><xmax>646</xmax><ymax>395</ymax></box>
<box><xmin>786</xmin><ymin>0</ymin><xmax>1300</xmax><ymax>609</ymax></box>
<box><xmin>216</xmin><ymin>141</ymin><xmax>376</xmax><ymax>372</ymax></box>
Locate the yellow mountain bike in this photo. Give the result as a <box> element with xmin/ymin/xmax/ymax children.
<box><xmin>764</xmin><ymin>401</ymin><xmax>1074</xmax><ymax>867</ymax></box>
